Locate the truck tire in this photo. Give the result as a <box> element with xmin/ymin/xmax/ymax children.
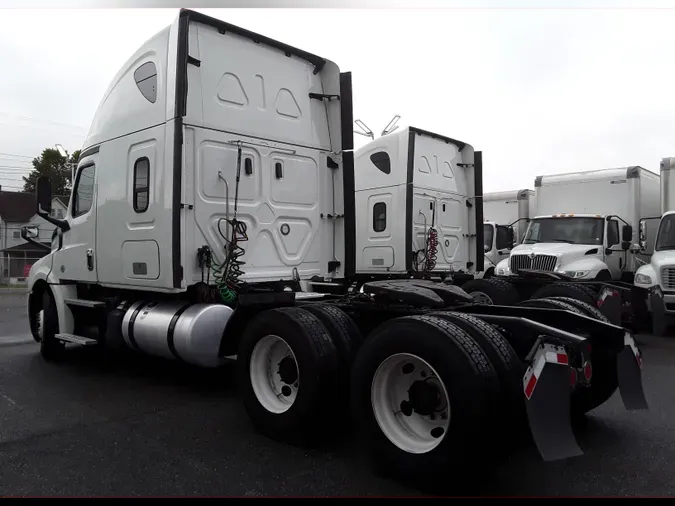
<box><xmin>518</xmin><ymin>297</ymin><xmax>586</xmax><ymax>315</ymax></box>
<box><xmin>40</xmin><ymin>291</ymin><xmax>65</xmax><ymax>362</ymax></box>
<box><xmin>350</xmin><ymin>314</ymin><xmax>500</xmax><ymax>486</ymax></box>
<box><xmin>301</xmin><ymin>304</ymin><xmax>362</xmax><ymax>402</ymax></box>
<box><xmin>531</xmin><ymin>282</ymin><xmax>596</xmax><ymax>307</ymax></box>
<box><xmin>428</xmin><ymin>311</ymin><xmax>526</xmax><ymax>438</ymax></box>
<box><xmin>460</xmin><ymin>278</ymin><xmax>520</xmax><ymax>305</ymax></box>
<box><xmin>237</xmin><ymin>307</ymin><xmax>340</xmax><ymax>443</ymax></box>
<box><xmin>543</xmin><ymin>296</ymin><xmax>610</xmax><ymax>323</ymax></box>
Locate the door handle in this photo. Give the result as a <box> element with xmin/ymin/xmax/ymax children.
<box><xmin>86</xmin><ymin>249</ymin><xmax>94</xmax><ymax>271</ymax></box>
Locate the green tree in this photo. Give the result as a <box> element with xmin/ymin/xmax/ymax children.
<box><xmin>22</xmin><ymin>148</ymin><xmax>81</xmax><ymax>196</ymax></box>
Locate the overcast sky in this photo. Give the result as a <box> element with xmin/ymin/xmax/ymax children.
<box><xmin>1</xmin><ymin>6</ymin><xmax>675</xmax><ymax>194</ymax></box>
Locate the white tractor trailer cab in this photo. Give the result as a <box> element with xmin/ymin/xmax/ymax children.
<box><xmin>19</xmin><ymin>9</ymin><xmax>647</xmax><ymax>488</ymax></box>
<box><xmin>634</xmin><ymin>157</ymin><xmax>675</xmax><ymax>332</ymax></box>
<box><xmin>353</xmin><ymin>127</ymin><xmax>483</xmax><ymax>285</ymax></box>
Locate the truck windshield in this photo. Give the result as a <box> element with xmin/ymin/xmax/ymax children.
<box><xmin>656</xmin><ymin>214</ymin><xmax>675</xmax><ymax>251</ymax></box>
<box><xmin>483</xmin><ymin>224</ymin><xmax>494</xmax><ymax>250</ymax></box>
<box><xmin>523</xmin><ymin>217</ymin><xmax>604</xmax><ymax>245</ymax></box>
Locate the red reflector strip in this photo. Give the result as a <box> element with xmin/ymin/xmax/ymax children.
<box><xmin>570</xmin><ymin>368</ymin><xmax>577</xmax><ymax>386</ymax></box>
<box><xmin>583</xmin><ymin>362</ymin><xmax>592</xmax><ymax>381</ymax></box>
<box><xmin>525</xmin><ymin>374</ymin><xmax>537</xmax><ymax>400</ymax></box>
<box><xmin>557</xmin><ymin>353</ymin><xmax>569</xmax><ymax>365</ymax></box>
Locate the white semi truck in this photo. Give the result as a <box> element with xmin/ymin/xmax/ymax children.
<box><xmin>482</xmin><ymin>189</ymin><xmax>534</xmax><ymax>277</ymax></box>
<box><xmin>352</xmin><ymin>127</ymin><xmax>480</xmax><ymax>285</ymax></box>
<box><xmin>19</xmin><ymin>9</ymin><xmax>646</xmax><ymax>490</ymax></box>
<box><xmin>634</xmin><ymin>157</ymin><xmax>675</xmax><ymax>333</ymax></box>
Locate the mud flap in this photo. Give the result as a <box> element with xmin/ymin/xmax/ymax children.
<box><xmin>523</xmin><ymin>343</ymin><xmax>583</xmax><ymax>462</ymax></box>
<box><xmin>596</xmin><ymin>285</ymin><xmax>623</xmax><ymax>326</ymax></box>
<box><xmin>617</xmin><ymin>332</ymin><xmax>648</xmax><ymax>411</ymax></box>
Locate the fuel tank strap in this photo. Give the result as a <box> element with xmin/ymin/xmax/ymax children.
<box><xmin>167</xmin><ymin>303</ymin><xmax>193</xmax><ymax>362</ymax></box>
<box><xmin>127</xmin><ymin>301</ymin><xmax>150</xmax><ymax>351</ymax></box>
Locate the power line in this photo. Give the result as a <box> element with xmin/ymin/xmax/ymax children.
<box><xmin>0</xmin><ymin>112</ymin><xmax>88</xmax><ymax>132</ymax></box>
<box><xmin>0</xmin><ymin>152</ymin><xmax>33</xmax><ymax>160</ymax></box>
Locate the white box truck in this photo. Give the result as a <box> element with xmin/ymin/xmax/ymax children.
<box><xmin>17</xmin><ymin>9</ymin><xmax>646</xmax><ymax>489</ymax></box>
<box><xmin>461</xmin><ymin>166</ymin><xmax>660</xmax><ymax>338</ymax></box>
<box><xmin>634</xmin><ymin>157</ymin><xmax>675</xmax><ymax>333</ymax></box>
<box><xmin>482</xmin><ymin>189</ymin><xmax>534</xmax><ymax>277</ymax></box>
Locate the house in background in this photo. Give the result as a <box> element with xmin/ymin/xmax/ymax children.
<box><xmin>0</xmin><ymin>186</ymin><xmax>70</xmax><ymax>284</ymax></box>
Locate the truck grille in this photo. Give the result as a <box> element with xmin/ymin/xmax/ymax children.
<box><xmin>662</xmin><ymin>267</ymin><xmax>675</xmax><ymax>290</ymax></box>
<box><xmin>510</xmin><ymin>254</ymin><xmax>558</xmax><ymax>274</ymax></box>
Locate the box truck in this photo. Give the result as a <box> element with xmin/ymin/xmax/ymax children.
<box><xmin>18</xmin><ymin>9</ymin><xmax>646</xmax><ymax>489</ymax></box>
<box><xmin>482</xmin><ymin>189</ymin><xmax>534</xmax><ymax>277</ymax></box>
<box><xmin>634</xmin><ymin>157</ymin><xmax>675</xmax><ymax>333</ymax></box>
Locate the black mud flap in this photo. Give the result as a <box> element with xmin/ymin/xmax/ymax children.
<box><xmin>596</xmin><ymin>285</ymin><xmax>623</xmax><ymax>326</ymax></box>
<box><xmin>617</xmin><ymin>332</ymin><xmax>648</xmax><ymax>411</ymax></box>
<box><xmin>650</xmin><ymin>288</ymin><xmax>668</xmax><ymax>337</ymax></box>
<box><xmin>523</xmin><ymin>343</ymin><xmax>583</xmax><ymax>462</ymax></box>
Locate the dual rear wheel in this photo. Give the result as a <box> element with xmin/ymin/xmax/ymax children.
<box><xmin>237</xmin><ymin>305</ymin><xmax>523</xmax><ymax>487</ymax></box>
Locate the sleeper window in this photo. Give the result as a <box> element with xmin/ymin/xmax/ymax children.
<box><xmin>370</xmin><ymin>151</ymin><xmax>391</xmax><ymax>175</ymax></box>
<box><xmin>134</xmin><ymin>158</ymin><xmax>150</xmax><ymax>213</ymax></box>
<box><xmin>73</xmin><ymin>164</ymin><xmax>95</xmax><ymax>217</ymax></box>
<box><xmin>373</xmin><ymin>202</ymin><xmax>387</xmax><ymax>232</ymax></box>
<box><xmin>134</xmin><ymin>62</ymin><xmax>157</xmax><ymax>103</ymax></box>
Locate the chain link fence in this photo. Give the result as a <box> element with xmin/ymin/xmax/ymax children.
<box><xmin>0</xmin><ymin>255</ymin><xmax>43</xmax><ymax>286</ymax></box>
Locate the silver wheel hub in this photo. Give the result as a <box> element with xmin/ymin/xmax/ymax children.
<box><xmin>250</xmin><ymin>335</ymin><xmax>299</xmax><ymax>414</ymax></box>
<box><xmin>371</xmin><ymin>353</ymin><xmax>451</xmax><ymax>454</ymax></box>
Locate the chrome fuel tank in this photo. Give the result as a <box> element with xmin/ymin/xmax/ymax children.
<box><xmin>121</xmin><ymin>300</ymin><xmax>233</xmax><ymax>368</ymax></box>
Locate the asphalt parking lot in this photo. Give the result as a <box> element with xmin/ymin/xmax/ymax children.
<box><xmin>1</xmin><ymin>290</ymin><xmax>674</xmax><ymax>497</ymax></box>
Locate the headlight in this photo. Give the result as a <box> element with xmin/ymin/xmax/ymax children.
<box><xmin>635</xmin><ymin>273</ymin><xmax>652</xmax><ymax>285</ymax></box>
<box><xmin>562</xmin><ymin>270</ymin><xmax>590</xmax><ymax>279</ymax></box>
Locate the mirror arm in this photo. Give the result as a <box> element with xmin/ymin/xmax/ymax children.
<box><xmin>606</xmin><ymin>214</ymin><xmax>630</xmax><ymax>227</ymax></box>
<box><xmin>36</xmin><ymin>208</ymin><xmax>70</xmax><ymax>232</ymax></box>
<box><xmin>20</xmin><ymin>227</ymin><xmax>51</xmax><ymax>251</ymax></box>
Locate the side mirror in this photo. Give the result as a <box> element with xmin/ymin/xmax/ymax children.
<box><xmin>506</xmin><ymin>226</ymin><xmax>515</xmax><ymax>249</ymax></box>
<box><xmin>639</xmin><ymin>220</ymin><xmax>648</xmax><ymax>250</ymax></box>
<box><xmin>22</xmin><ymin>225</ymin><xmax>39</xmax><ymax>239</ymax></box>
<box><xmin>36</xmin><ymin>177</ymin><xmax>53</xmax><ymax>214</ymax></box>
<box><xmin>622</xmin><ymin>224</ymin><xmax>633</xmax><ymax>243</ymax></box>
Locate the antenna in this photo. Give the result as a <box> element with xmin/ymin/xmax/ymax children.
<box><xmin>354</xmin><ymin>119</ymin><xmax>374</xmax><ymax>140</ymax></box>
<box><xmin>381</xmin><ymin>115</ymin><xmax>401</xmax><ymax>137</ymax></box>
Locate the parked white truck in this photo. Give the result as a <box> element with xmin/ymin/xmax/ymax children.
<box><xmin>482</xmin><ymin>189</ymin><xmax>534</xmax><ymax>277</ymax></box>
<box><xmin>19</xmin><ymin>9</ymin><xmax>647</xmax><ymax>490</ymax></box>
<box><xmin>461</xmin><ymin>166</ymin><xmax>660</xmax><ymax>307</ymax></box>
<box><xmin>634</xmin><ymin>157</ymin><xmax>675</xmax><ymax>333</ymax></box>
<box><xmin>352</xmin><ymin>127</ymin><xmax>481</xmax><ymax>285</ymax></box>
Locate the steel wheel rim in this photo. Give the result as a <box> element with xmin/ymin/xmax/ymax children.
<box><xmin>371</xmin><ymin>353</ymin><xmax>451</xmax><ymax>454</ymax></box>
<box><xmin>470</xmin><ymin>291</ymin><xmax>494</xmax><ymax>305</ymax></box>
<box><xmin>250</xmin><ymin>335</ymin><xmax>299</xmax><ymax>414</ymax></box>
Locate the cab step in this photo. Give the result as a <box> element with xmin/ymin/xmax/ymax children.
<box><xmin>64</xmin><ymin>298</ymin><xmax>105</xmax><ymax>308</ymax></box>
<box><xmin>55</xmin><ymin>333</ymin><xmax>98</xmax><ymax>346</ymax></box>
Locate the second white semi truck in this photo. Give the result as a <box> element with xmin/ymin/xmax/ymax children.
<box><xmin>19</xmin><ymin>9</ymin><xmax>647</xmax><ymax>491</ymax></box>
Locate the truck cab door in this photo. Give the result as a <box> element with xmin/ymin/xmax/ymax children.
<box><xmin>604</xmin><ymin>219</ymin><xmax>622</xmax><ymax>280</ymax></box>
<box><xmin>52</xmin><ymin>161</ymin><xmax>98</xmax><ymax>283</ymax></box>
